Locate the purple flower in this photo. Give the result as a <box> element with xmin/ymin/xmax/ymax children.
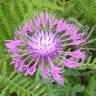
<box><xmin>5</xmin><ymin>12</ymin><xmax>86</xmax><ymax>85</ymax></box>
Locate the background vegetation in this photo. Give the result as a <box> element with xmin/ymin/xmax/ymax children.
<box><xmin>0</xmin><ymin>0</ymin><xmax>96</xmax><ymax>96</ymax></box>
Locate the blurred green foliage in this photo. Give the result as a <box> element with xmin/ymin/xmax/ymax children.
<box><xmin>0</xmin><ymin>0</ymin><xmax>96</xmax><ymax>96</ymax></box>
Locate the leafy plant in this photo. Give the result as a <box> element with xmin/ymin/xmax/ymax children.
<box><xmin>0</xmin><ymin>0</ymin><xmax>96</xmax><ymax>96</ymax></box>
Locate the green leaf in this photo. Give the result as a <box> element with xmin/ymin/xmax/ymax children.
<box><xmin>71</xmin><ymin>84</ymin><xmax>85</xmax><ymax>96</ymax></box>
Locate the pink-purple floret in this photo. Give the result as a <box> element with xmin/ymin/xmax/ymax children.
<box><xmin>5</xmin><ymin>12</ymin><xmax>86</xmax><ymax>85</ymax></box>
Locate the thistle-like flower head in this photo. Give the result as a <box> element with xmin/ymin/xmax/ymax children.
<box><xmin>5</xmin><ymin>12</ymin><xmax>86</xmax><ymax>85</ymax></box>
